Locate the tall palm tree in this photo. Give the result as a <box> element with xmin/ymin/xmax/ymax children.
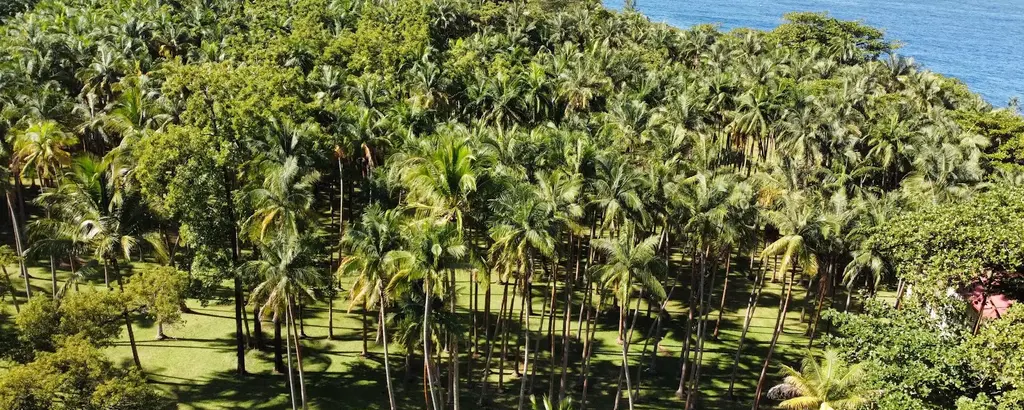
<box><xmin>761</xmin><ymin>194</ymin><xmax>824</xmax><ymax>282</ymax></box>
<box><xmin>390</xmin><ymin>220</ymin><xmax>466</xmax><ymax>410</ymax></box>
<box><xmin>339</xmin><ymin>205</ymin><xmax>405</xmax><ymax>410</ymax></box>
<box><xmin>246</xmin><ymin>235</ymin><xmax>323</xmax><ymax>410</ymax></box>
<box><xmin>769</xmin><ymin>349</ymin><xmax>873</xmax><ymax>410</ymax></box>
<box><xmin>593</xmin><ymin>225</ymin><xmax>665</xmax><ymax>410</ymax></box>
<box><xmin>754</xmin><ymin>194</ymin><xmax>827</xmax><ymax>410</ymax></box>
<box><xmin>488</xmin><ymin>183</ymin><xmax>556</xmax><ymax>410</ymax></box>
<box><xmin>40</xmin><ymin>155</ymin><xmax>153</xmax><ymax>369</ymax></box>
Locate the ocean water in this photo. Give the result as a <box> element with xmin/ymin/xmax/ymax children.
<box><xmin>605</xmin><ymin>0</ymin><xmax>1024</xmax><ymax>106</ymax></box>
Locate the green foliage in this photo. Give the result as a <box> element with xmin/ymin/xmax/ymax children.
<box><xmin>14</xmin><ymin>297</ymin><xmax>60</xmax><ymax>352</ymax></box>
<box><xmin>16</xmin><ymin>291</ymin><xmax>124</xmax><ymax>352</ymax></box>
<box><xmin>327</xmin><ymin>0</ymin><xmax>431</xmax><ymax>73</ymax></box>
<box><xmin>825</xmin><ymin>300</ymin><xmax>984</xmax><ymax>409</ymax></box>
<box><xmin>2</xmin><ymin>0</ymin><xmax>1022</xmax><ymax>408</ymax></box>
<box><xmin>769</xmin><ymin>12</ymin><xmax>895</xmax><ymax>62</ymax></box>
<box><xmin>0</xmin><ymin>336</ymin><xmax>164</xmax><ymax>410</ymax></box>
<box><xmin>125</xmin><ymin>266</ymin><xmax>187</xmax><ymax>330</ymax></box>
<box><xmin>967</xmin><ymin>305</ymin><xmax>1024</xmax><ymax>391</ymax></box>
<box><xmin>955</xmin><ymin>108</ymin><xmax>1024</xmax><ymax>171</ymax></box>
<box><xmin>870</xmin><ymin>185</ymin><xmax>1024</xmax><ymax>297</ymax></box>
<box><xmin>774</xmin><ymin>349</ymin><xmax>874</xmax><ymax>410</ymax></box>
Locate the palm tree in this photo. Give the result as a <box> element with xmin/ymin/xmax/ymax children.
<box><xmin>487</xmin><ymin>183</ymin><xmax>556</xmax><ymax>410</ymax></box>
<box><xmin>390</xmin><ymin>220</ymin><xmax>466</xmax><ymax>410</ymax></box>
<box><xmin>769</xmin><ymin>349</ymin><xmax>874</xmax><ymax>410</ymax></box>
<box><xmin>244</xmin><ymin>157</ymin><xmax>321</xmax><ymax>241</ymax></box>
<box><xmin>38</xmin><ymin>155</ymin><xmax>152</xmax><ymax>369</ymax></box>
<box><xmin>246</xmin><ymin>235</ymin><xmax>323</xmax><ymax>410</ymax></box>
<box><xmin>753</xmin><ymin>195</ymin><xmax>827</xmax><ymax>410</ymax></box>
<box><xmin>593</xmin><ymin>225</ymin><xmax>665</xmax><ymax>410</ymax></box>
<box><xmin>13</xmin><ymin>120</ymin><xmax>78</xmax><ymax>187</ymax></box>
<box><xmin>339</xmin><ymin>205</ymin><xmax>404</xmax><ymax>410</ymax></box>
<box><xmin>392</xmin><ymin>130</ymin><xmax>478</xmax><ymax>232</ymax></box>
<box><xmin>761</xmin><ymin>194</ymin><xmax>824</xmax><ymax>283</ymax></box>
<box><xmin>2</xmin><ymin>167</ymin><xmax>30</xmax><ymax>298</ymax></box>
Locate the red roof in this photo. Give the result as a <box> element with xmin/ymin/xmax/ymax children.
<box><xmin>961</xmin><ymin>283</ymin><xmax>1016</xmax><ymax>319</ymax></box>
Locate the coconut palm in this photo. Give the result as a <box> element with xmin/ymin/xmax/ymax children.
<box><xmin>592</xmin><ymin>225</ymin><xmax>665</xmax><ymax>410</ymax></box>
<box><xmin>487</xmin><ymin>183</ymin><xmax>557</xmax><ymax>410</ymax></box>
<box><xmin>12</xmin><ymin>120</ymin><xmax>78</xmax><ymax>187</ymax></box>
<box><xmin>392</xmin><ymin>130</ymin><xmax>478</xmax><ymax>232</ymax></box>
<box><xmin>338</xmin><ymin>204</ymin><xmax>405</xmax><ymax>410</ymax></box>
<box><xmin>769</xmin><ymin>349</ymin><xmax>874</xmax><ymax>410</ymax></box>
<box><xmin>246</xmin><ymin>235</ymin><xmax>323</xmax><ymax>410</ymax></box>
<box><xmin>39</xmin><ymin>155</ymin><xmax>154</xmax><ymax>369</ymax></box>
<box><xmin>244</xmin><ymin>157</ymin><xmax>321</xmax><ymax>241</ymax></box>
<box><xmin>389</xmin><ymin>220</ymin><xmax>466</xmax><ymax>410</ymax></box>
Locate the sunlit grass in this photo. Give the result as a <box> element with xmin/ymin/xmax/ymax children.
<box><xmin>2</xmin><ymin>253</ymin><xmax>886</xmax><ymax>410</ymax></box>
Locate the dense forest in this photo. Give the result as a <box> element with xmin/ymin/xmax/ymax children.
<box><xmin>1</xmin><ymin>0</ymin><xmax>1024</xmax><ymax>409</ymax></box>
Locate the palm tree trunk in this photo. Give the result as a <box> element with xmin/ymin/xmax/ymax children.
<box><xmin>1</xmin><ymin>265</ymin><xmax>20</xmax><ymax>313</ymax></box>
<box><xmin>328</xmin><ymin>273</ymin><xmax>335</xmax><ymax>339</ymax></box>
<box><xmin>516</xmin><ymin>273</ymin><xmax>532</xmax><ymax>410</ymax></box>
<box><xmin>379</xmin><ymin>287</ymin><xmax>397</xmax><ymax>410</ymax></box>
<box><xmin>478</xmin><ymin>279</ymin><xmax>502</xmax><ymax>405</ymax></box>
<box><xmin>332</xmin><ymin>156</ymin><xmax>344</xmax><ymax>339</ymax></box>
<box><xmin>242</xmin><ymin>300</ymin><xmax>252</xmax><ymax>346</ymax></box>
<box><xmin>284</xmin><ymin>308</ymin><xmax>298</xmax><ymax>410</ymax></box>
<box><xmin>424</xmin><ymin>273</ymin><xmax>442</xmax><ymax>410</ymax></box>
<box><xmin>288</xmin><ymin>298</ymin><xmax>309</xmax><ymax>409</ymax></box>
<box><xmin>49</xmin><ymin>255</ymin><xmax>58</xmax><ymax>298</ymax></box>
<box><xmin>6</xmin><ymin>193</ymin><xmax>30</xmax><ymax>300</ymax></box>
<box><xmin>275</xmin><ymin>316</ymin><xmax>285</xmax><ymax>373</ymax></box>
<box><xmin>728</xmin><ymin>255</ymin><xmax>767</xmax><ymax>399</ymax></box>
<box><xmin>752</xmin><ymin>269</ymin><xmax>795</xmax><ymax>410</ymax></box>
<box><xmin>616</xmin><ymin>288</ymin><xmax>643</xmax><ymax>410</ymax></box>
<box><xmin>70</xmin><ymin>256</ymin><xmax>79</xmax><ymax>293</ymax></box>
<box><xmin>687</xmin><ymin>255</ymin><xmax>719</xmax><ymax>409</ymax></box>
<box><xmin>807</xmin><ymin>263</ymin><xmax>831</xmax><ymax>346</ymax></box>
<box><xmin>449</xmin><ymin>269</ymin><xmax>461</xmax><ymax>410</ymax></box>
<box><xmin>712</xmin><ymin>252</ymin><xmax>732</xmax><ymax>338</ymax></box>
<box><xmin>362</xmin><ymin>300</ymin><xmax>369</xmax><ymax>356</ymax></box>
<box><xmin>498</xmin><ymin>279</ymin><xmax>517</xmax><ymax>391</ymax></box>
<box><xmin>112</xmin><ymin>258</ymin><xmax>142</xmax><ymax>369</ymax></box>
<box><xmin>557</xmin><ymin>248</ymin><xmax>576</xmax><ymax>403</ymax></box>
<box><xmin>254</xmin><ymin>306</ymin><xmax>265</xmax><ymax>349</ymax></box>
<box><xmin>675</xmin><ymin>248</ymin><xmax>703</xmax><ymax>398</ymax></box>
<box><xmin>468</xmin><ymin>271</ymin><xmax>478</xmax><ymax>391</ymax></box>
<box><xmin>580</xmin><ymin>286</ymin><xmax>605</xmax><ymax>409</ymax></box>
<box><xmin>547</xmin><ymin>258</ymin><xmax>559</xmax><ymax>400</ymax></box>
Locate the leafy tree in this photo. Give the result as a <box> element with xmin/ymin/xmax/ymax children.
<box><xmin>0</xmin><ymin>336</ymin><xmax>164</xmax><ymax>410</ymax></box>
<box><xmin>966</xmin><ymin>305</ymin><xmax>1024</xmax><ymax>394</ymax></box>
<box><xmin>825</xmin><ymin>300</ymin><xmax>981</xmax><ymax>409</ymax></box>
<box><xmin>870</xmin><ymin>185</ymin><xmax>1024</xmax><ymax>301</ymax></box>
<box><xmin>124</xmin><ymin>266</ymin><xmax>187</xmax><ymax>340</ymax></box>
<box><xmin>15</xmin><ymin>291</ymin><xmax>124</xmax><ymax>353</ymax></box>
<box><xmin>769</xmin><ymin>12</ymin><xmax>895</xmax><ymax>62</ymax></box>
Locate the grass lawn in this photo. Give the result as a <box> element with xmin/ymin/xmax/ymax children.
<box><xmin>1</xmin><ymin>252</ymin><xmax>883</xmax><ymax>410</ymax></box>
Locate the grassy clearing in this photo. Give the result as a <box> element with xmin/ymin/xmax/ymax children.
<box><xmin>1</xmin><ymin>252</ymin><xmax>880</xmax><ymax>410</ymax></box>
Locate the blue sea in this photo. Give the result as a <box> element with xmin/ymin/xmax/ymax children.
<box><xmin>605</xmin><ymin>0</ymin><xmax>1024</xmax><ymax>106</ymax></box>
